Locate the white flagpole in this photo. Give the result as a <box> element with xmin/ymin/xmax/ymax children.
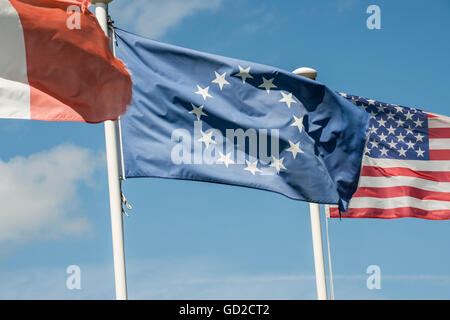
<box><xmin>308</xmin><ymin>203</ymin><xmax>328</xmax><ymax>300</ymax></box>
<box><xmin>93</xmin><ymin>0</ymin><xmax>128</xmax><ymax>300</ymax></box>
<box><xmin>292</xmin><ymin>67</ymin><xmax>328</xmax><ymax>300</ymax></box>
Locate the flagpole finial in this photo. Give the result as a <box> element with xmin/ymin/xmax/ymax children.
<box><xmin>293</xmin><ymin>67</ymin><xmax>317</xmax><ymax>80</ymax></box>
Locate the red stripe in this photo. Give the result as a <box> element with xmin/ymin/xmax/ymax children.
<box><xmin>354</xmin><ymin>186</ymin><xmax>450</xmax><ymax>201</ymax></box>
<box><xmin>329</xmin><ymin>207</ymin><xmax>450</xmax><ymax>220</ymax></box>
<box><xmin>427</xmin><ymin>113</ymin><xmax>438</xmax><ymax>118</ymax></box>
<box><xmin>430</xmin><ymin>149</ymin><xmax>450</xmax><ymax>160</ymax></box>
<box><xmin>361</xmin><ymin>166</ymin><xmax>450</xmax><ymax>182</ymax></box>
<box><xmin>10</xmin><ymin>0</ymin><xmax>132</xmax><ymax>123</ymax></box>
<box><xmin>429</xmin><ymin>128</ymin><xmax>450</xmax><ymax>139</ymax></box>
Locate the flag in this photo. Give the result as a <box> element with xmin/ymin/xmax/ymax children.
<box><xmin>0</xmin><ymin>0</ymin><xmax>132</xmax><ymax>123</ymax></box>
<box><xmin>114</xmin><ymin>28</ymin><xmax>370</xmax><ymax>211</ymax></box>
<box><xmin>327</xmin><ymin>94</ymin><xmax>450</xmax><ymax>220</ymax></box>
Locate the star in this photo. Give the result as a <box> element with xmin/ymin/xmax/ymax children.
<box><xmin>244</xmin><ymin>160</ymin><xmax>261</xmax><ymax>175</ymax></box>
<box><xmin>280</xmin><ymin>92</ymin><xmax>297</xmax><ymax>108</ymax></box>
<box><xmin>369</xmin><ymin>139</ymin><xmax>379</xmax><ymax>148</ymax></box>
<box><xmin>394</xmin><ymin>106</ymin><xmax>403</xmax><ymax>113</ymax></box>
<box><xmin>269</xmin><ymin>156</ymin><xmax>286</xmax><ymax>173</ymax></box>
<box><xmin>414</xmin><ymin>117</ymin><xmax>424</xmax><ymax>127</ymax></box>
<box><xmin>369</xmin><ymin>125</ymin><xmax>378</xmax><ymax>134</ymax></box>
<box><xmin>396</xmin><ymin>132</ymin><xmax>406</xmax><ymax>142</ymax></box>
<box><xmin>405</xmin><ymin>140</ymin><xmax>415</xmax><ymax>149</ymax></box>
<box><xmin>405</xmin><ymin>126</ymin><xmax>414</xmax><ymax>135</ymax></box>
<box><xmin>211</xmin><ymin>71</ymin><xmax>230</xmax><ymax>90</ymax></box>
<box><xmin>395</xmin><ymin>118</ymin><xmax>405</xmax><ymax>127</ymax></box>
<box><xmin>415</xmin><ymin>147</ymin><xmax>425</xmax><ymax>157</ymax></box>
<box><xmin>387</xmin><ymin>139</ymin><xmax>397</xmax><ymax>149</ymax></box>
<box><xmin>379</xmin><ymin>146</ymin><xmax>389</xmax><ymax>156</ymax></box>
<box><xmin>377</xmin><ymin>118</ymin><xmax>387</xmax><ymax>127</ymax></box>
<box><xmin>286</xmin><ymin>140</ymin><xmax>304</xmax><ymax>159</ymax></box>
<box><xmin>378</xmin><ymin>132</ymin><xmax>387</xmax><ymax>142</ymax></box>
<box><xmin>386</xmin><ymin>125</ymin><xmax>396</xmax><ymax>135</ymax></box>
<box><xmin>398</xmin><ymin>147</ymin><xmax>407</xmax><ymax>157</ymax></box>
<box><xmin>405</xmin><ymin>110</ymin><xmax>414</xmax><ymax>120</ymax></box>
<box><xmin>368</xmin><ymin>99</ymin><xmax>376</xmax><ymax>105</ymax></box>
<box><xmin>369</xmin><ymin>111</ymin><xmax>377</xmax><ymax>119</ymax></box>
<box><xmin>234</xmin><ymin>65</ymin><xmax>253</xmax><ymax>83</ymax></box>
<box><xmin>338</xmin><ymin>92</ymin><xmax>347</xmax><ymax>98</ymax></box>
<box><xmin>290</xmin><ymin>115</ymin><xmax>304</xmax><ymax>133</ymax></box>
<box><xmin>386</xmin><ymin>111</ymin><xmax>395</xmax><ymax>120</ymax></box>
<box><xmin>195</xmin><ymin>85</ymin><xmax>213</xmax><ymax>101</ymax></box>
<box><xmin>198</xmin><ymin>129</ymin><xmax>216</xmax><ymax>148</ymax></box>
<box><xmin>189</xmin><ymin>103</ymin><xmax>207</xmax><ymax>121</ymax></box>
<box><xmin>258</xmin><ymin>77</ymin><xmax>277</xmax><ymax>94</ymax></box>
<box><xmin>216</xmin><ymin>152</ymin><xmax>234</xmax><ymax>168</ymax></box>
<box><xmin>377</xmin><ymin>105</ymin><xmax>386</xmax><ymax>113</ymax></box>
<box><xmin>415</xmin><ymin>132</ymin><xmax>424</xmax><ymax>142</ymax></box>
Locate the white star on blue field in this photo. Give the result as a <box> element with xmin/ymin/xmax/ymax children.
<box><xmin>0</xmin><ymin>0</ymin><xmax>449</xmax><ymax>299</ymax></box>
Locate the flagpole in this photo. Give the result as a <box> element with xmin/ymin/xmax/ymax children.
<box><xmin>308</xmin><ymin>203</ymin><xmax>328</xmax><ymax>300</ymax></box>
<box><xmin>93</xmin><ymin>0</ymin><xmax>128</xmax><ymax>300</ymax></box>
<box><xmin>293</xmin><ymin>67</ymin><xmax>328</xmax><ymax>300</ymax></box>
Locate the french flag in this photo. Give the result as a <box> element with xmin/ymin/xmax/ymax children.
<box><xmin>0</xmin><ymin>0</ymin><xmax>132</xmax><ymax>123</ymax></box>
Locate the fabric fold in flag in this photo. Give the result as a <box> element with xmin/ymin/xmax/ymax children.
<box><xmin>114</xmin><ymin>28</ymin><xmax>370</xmax><ymax>211</ymax></box>
<box><xmin>327</xmin><ymin>94</ymin><xmax>450</xmax><ymax>220</ymax></box>
<box><xmin>0</xmin><ymin>0</ymin><xmax>132</xmax><ymax>123</ymax></box>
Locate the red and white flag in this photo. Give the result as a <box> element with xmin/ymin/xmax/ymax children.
<box><xmin>0</xmin><ymin>0</ymin><xmax>132</xmax><ymax>123</ymax></box>
<box><xmin>327</xmin><ymin>94</ymin><xmax>450</xmax><ymax>220</ymax></box>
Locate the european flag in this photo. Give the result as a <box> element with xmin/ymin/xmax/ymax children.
<box><xmin>114</xmin><ymin>28</ymin><xmax>369</xmax><ymax>211</ymax></box>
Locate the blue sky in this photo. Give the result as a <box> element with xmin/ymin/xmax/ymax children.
<box><xmin>0</xmin><ymin>0</ymin><xmax>449</xmax><ymax>299</ymax></box>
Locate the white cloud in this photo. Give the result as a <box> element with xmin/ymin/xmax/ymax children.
<box><xmin>110</xmin><ymin>0</ymin><xmax>222</xmax><ymax>38</ymax></box>
<box><xmin>0</xmin><ymin>144</ymin><xmax>100</xmax><ymax>244</ymax></box>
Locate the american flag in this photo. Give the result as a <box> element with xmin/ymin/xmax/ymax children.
<box><xmin>327</xmin><ymin>93</ymin><xmax>450</xmax><ymax>220</ymax></box>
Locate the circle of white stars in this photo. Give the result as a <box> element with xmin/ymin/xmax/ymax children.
<box><xmin>187</xmin><ymin>66</ymin><xmax>306</xmax><ymax>176</ymax></box>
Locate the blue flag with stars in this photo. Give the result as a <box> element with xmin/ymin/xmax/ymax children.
<box><xmin>114</xmin><ymin>28</ymin><xmax>369</xmax><ymax>211</ymax></box>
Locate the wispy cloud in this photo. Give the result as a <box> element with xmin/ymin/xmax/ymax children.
<box><xmin>1</xmin><ymin>257</ymin><xmax>449</xmax><ymax>299</ymax></box>
<box><xmin>110</xmin><ymin>0</ymin><xmax>222</xmax><ymax>39</ymax></box>
<box><xmin>0</xmin><ymin>144</ymin><xmax>100</xmax><ymax>245</ymax></box>
<box><xmin>0</xmin><ymin>258</ymin><xmax>315</xmax><ymax>299</ymax></box>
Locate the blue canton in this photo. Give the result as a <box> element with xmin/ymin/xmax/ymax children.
<box><xmin>340</xmin><ymin>94</ymin><xmax>429</xmax><ymax>160</ymax></box>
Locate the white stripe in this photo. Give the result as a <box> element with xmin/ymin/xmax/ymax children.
<box><xmin>0</xmin><ymin>0</ymin><xmax>30</xmax><ymax>119</ymax></box>
<box><xmin>428</xmin><ymin>117</ymin><xmax>450</xmax><ymax>128</ymax></box>
<box><xmin>325</xmin><ymin>205</ymin><xmax>331</xmax><ymax>218</ymax></box>
<box><xmin>348</xmin><ymin>196</ymin><xmax>450</xmax><ymax>211</ymax></box>
<box><xmin>358</xmin><ymin>176</ymin><xmax>450</xmax><ymax>193</ymax></box>
<box><xmin>430</xmin><ymin>139</ymin><xmax>450</xmax><ymax>150</ymax></box>
<box><xmin>362</xmin><ymin>156</ymin><xmax>450</xmax><ymax>171</ymax></box>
